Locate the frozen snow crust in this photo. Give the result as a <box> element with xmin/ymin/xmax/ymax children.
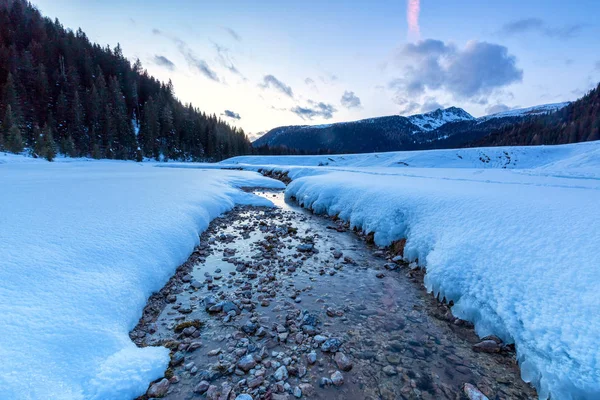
<box><xmin>0</xmin><ymin>157</ymin><xmax>284</xmax><ymax>400</ymax></box>
<box><xmin>221</xmin><ymin>141</ymin><xmax>600</xmax><ymax>400</ymax></box>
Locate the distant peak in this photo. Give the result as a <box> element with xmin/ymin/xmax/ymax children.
<box><xmin>407</xmin><ymin>107</ymin><xmax>474</xmax><ymax>131</ymax></box>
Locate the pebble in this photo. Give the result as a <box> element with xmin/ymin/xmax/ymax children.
<box><xmin>299</xmin><ymin>383</ymin><xmax>315</xmax><ymax>396</ymax></box>
<box><xmin>170</xmin><ymin>352</ymin><xmax>185</xmax><ymax>367</ymax></box>
<box><xmin>321</xmin><ymin>337</ymin><xmax>342</xmax><ymax>352</ymax></box>
<box><xmin>147</xmin><ymin>378</ymin><xmax>170</xmax><ymax>398</ymax></box>
<box><xmin>383</xmin><ymin>365</ymin><xmax>398</xmax><ymax>376</ymax></box>
<box><xmin>318</xmin><ymin>377</ymin><xmax>332</xmax><ymax>388</ymax></box>
<box><xmin>463</xmin><ymin>383</ymin><xmax>490</xmax><ymax>400</ymax></box>
<box><xmin>334</xmin><ymin>352</ymin><xmax>353</xmax><ymax>371</ymax></box>
<box><xmin>193</xmin><ymin>381</ymin><xmax>210</xmax><ymax>394</ymax></box>
<box><xmin>235</xmin><ymin>395</ymin><xmax>253</xmax><ymax>400</ymax></box>
<box><xmin>273</xmin><ymin>365</ymin><xmax>289</xmax><ymax>381</ymax></box>
<box><xmin>238</xmin><ymin>354</ymin><xmax>257</xmax><ymax>372</ymax></box>
<box><xmin>293</xmin><ymin>386</ymin><xmax>302</xmax><ymax>398</ymax></box>
<box><xmin>331</xmin><ymin>371</ymin><xmax>344</xmax><ymax>386</ymax></box>
<box><xmin>473</xmin><ymin>340</ymin><xmax>502</xmax><ymax>353</ymax></box>
<box><xmin>297</xmin><ymin>243</ymin><xmax>314</xmax><ymax>252</ymax></box>
<box><xmin>247</xmin><ymin>376</ymin><xmax>264</xmax><ymax>388</ymax></box>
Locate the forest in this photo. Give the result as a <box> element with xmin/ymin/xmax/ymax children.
<box><xmin>475</xmin><ymin>83</ymin><xmax>600</xmax><ymax>147</ymax></box>
<box><xmin>0</xmin><ymin>0</ymin><xmax>257</xmax><ymax>161</ymax></box>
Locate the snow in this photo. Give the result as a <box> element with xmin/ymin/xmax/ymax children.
<box><xmin>478</xmin><ymin>102</ymin><xmax>570</xmax><ymax>122</ymax></box>
<box><xmin>218</xmin><ymin>141</ymin><xmax>600</xmax><ymax>400</ymax></box>
<box><xmin>0</xmin><ymin>156</ymin><xmax>284</xmax><ymax>400</ymax></box>
<box><xmin>407</xmin><ymin>107</ymin><xmax>474</xmax><ymax>131</ymax></box>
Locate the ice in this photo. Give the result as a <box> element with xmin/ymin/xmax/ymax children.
<box><xmin>0</xmin><ymin>157</ymin><xmax>284</xmax><ymax>400</ymax></box>
<box><xmin>218</xmin><ymin>141</ymin><xmax>600</xmax><ymax>399</ymax></box>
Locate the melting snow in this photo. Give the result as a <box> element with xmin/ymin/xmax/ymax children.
<box><xmin>0</xmin><ymin>156</ymin><xmax>284</xmax><ymax>400</ymax></box>
<box><xmin>219</xmin><ymin>141</ymin><xmax>600</xmax><ymax>400</ymax></box>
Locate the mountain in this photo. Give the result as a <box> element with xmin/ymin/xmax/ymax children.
<box><xmin>0</xmin><ymin>0</ymin><xmax>253</xmax><ymax>161</ymax></box>
<box><xmin>474</xmin><ymin>85</ymin><xmax>600</xmax><ymax>147</ymax></box>
<box><xmin>407</xmin><ymin>107</ymin><xmax>474</xmax><ymax>131</ymax></box>
<box><xmin>253</xmin><ymin>103</ymin><xmax>569</xmax><ymax>154</ymax></box>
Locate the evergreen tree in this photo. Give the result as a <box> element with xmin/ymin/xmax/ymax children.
<box><xmin>7</xmin><ymin>123</ymin><xmax>23</xmax><ymax>153</ymax></box>
<box><xmin>2</xmin><ymin>72</ymin><xmax>20</xmax><ymax>119</ymax></box>
<box><xmin>2</xmin><ymin>104</ymin><xmax>23</xmax><ymax>153</ymax></box>
<box><xmin>0</xmin><ymin>0</ymin><xmax>260</xmax><ymax>161</ymax></box>
<box><xmin>42</xmin><ymin>124</ymin><xmax>56</xmax><ymax>161</ymax></box>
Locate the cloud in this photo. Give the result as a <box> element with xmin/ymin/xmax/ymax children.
<box><xmin>223</xmin><ymin>27</ymin><xmax>242</xmax><ymax>42</ymax></box>
<box><xmin>153</xmin><ymin>29</ymin><xmax>221</xmax><ymax>82</ymax></box>
<box><xmin>319</xmin><ymin>74</ymin><xmax>338</xmax><ymax>85</ymax></box>
<box><xmin>391</xmin><ymin>39</ymin><xmax>523</xmax><ymax>101</ymax></box>
<box><xmin>420</xmin><ymin>97</ymin><xmax>443</xmax><ymax>113</ymax></box>
<box><xmin>595</xmin><ymin>61</ymin><xmax>600</xmax><ymax>71</ymax></box>
<box><xmin>213</xmin><ymin>42</ymin><xmax>244</xmax><ymax>78</ymax></box>
<box><xmin>499</xmin><ymin>18</ymin><xmax>583</xmax><ymax>39</ymax></box>
<box><xmin>247</xmin><ymin>131</ymin><xmax>265</xmax><ymax>141</ymax></box>
<box><xmin>396</xmin><ymin>98</ymin><xmax>421</xmax><ymax>115</ymax></box>
<box><xmin>153</xmin><ymin>55</ymin><xmax>176</xmax><ymax>71</ymax></box>
<box><xmin>290</xmin><ymin>101</ymin><xmax>337</xmax><ymax>120</ymax></box>
<box><xmin>260</xmin><ymin>75</ymin><xmax>294</xmax><ymax>98</ymax></box>
<box><xmin>221</xmin><ymin>110</ymin><xmax>241</xmax><ymax>120</ymax></box>
<box><xmin>395</xmin><ymin>96</ymin><xmax>443</xmax><ymax>115</ymax></box>
<box><xmin>485</xmin><ymin>104</ymin><xmax>514</xmax><ymax>115</ymax></box>
<box><xmin>190</xmin><ymin>59</ymin><xmax>220</xmax><ymax>82</ymax></box>
<box><xmin>340</xmin><ymin>91</ymin><xmax>362</xmax><ymax>109</ymax></box>
<box><xmin>407</xmin><ymin>0</ymin><xmax>421</xmax><ymax>39</ymax></box>
<box><xmin>305</xmin><ymin>78</ymin><xmax>319</xmax><ymax>92</ymax></box>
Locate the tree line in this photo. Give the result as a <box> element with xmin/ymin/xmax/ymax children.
<box><xmin>474</xmin><ymin>83</ymin><xmax>600</xmax><ymax>147</ymax></box>
<box><xmin>0</xmin><ymin>0</ymin><xmax>286</xmax><ymax>162</ymax></box>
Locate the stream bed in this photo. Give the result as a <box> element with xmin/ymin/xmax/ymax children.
<box><xmin>132</xmin><ymin>190</ymin><xmax>535</xmax><ymax>400</ymax></box>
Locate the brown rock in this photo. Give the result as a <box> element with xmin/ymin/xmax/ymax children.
<box><xmin>147</xmin><ymin>378</ymin><xmax>170</xmax><ymax>398</ymax></box>
<box><xmin>473</xmin><ymin>340</ymin><xmax>501</xmax><ymax>353</ymax></box>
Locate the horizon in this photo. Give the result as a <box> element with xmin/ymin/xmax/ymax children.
<box><xmin>31</xmin><ymin>0</ymin><xmax>600</xmax><ymax>139</ymax></box>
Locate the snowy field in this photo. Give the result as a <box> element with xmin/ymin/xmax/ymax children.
<box><xmin>215</xmin><ymin>141</ymin><xmax>600</xmax><ymax>400</ymax></box>
<box><xmin>0</xmin><ymin>155</ymin><xmax>284</xmax><ymax>400</ymax></box>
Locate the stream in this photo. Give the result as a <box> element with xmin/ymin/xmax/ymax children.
<box><xmin>132</xmin><ymin>189</ymin><xmax>535</xmax><ymax>400</ymax></box>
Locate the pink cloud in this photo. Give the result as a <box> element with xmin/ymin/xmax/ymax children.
<box><xmin>407</xmin><ymin>0</ymin><xmax>421</xmax><ymax>39</ymax></box>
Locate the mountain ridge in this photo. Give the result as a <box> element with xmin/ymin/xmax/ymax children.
<box><xmin>253</xmin><ymin>103</ymin><xmax>569</xmax><ymax>154</ymax></box>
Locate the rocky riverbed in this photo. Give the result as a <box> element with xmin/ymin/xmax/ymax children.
<box><xmin>131</xmin><ymin>190</ymin><xmax>536</xmax><ymax>400</ymax></box>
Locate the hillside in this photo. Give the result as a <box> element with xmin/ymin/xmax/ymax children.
<box><xmin>0</xmin><ymin>0</ymin><xmax>252</xmax><ymax>161</ymax></box>
<box><xmin>253</xmin><ymin>103</ymin><xmax>568</xmax><ymax>154</ymax></box>
<box><xmin>476</xmin><ymin>84</ymin><xmax>600</xmax><ymax>146</ymax></box>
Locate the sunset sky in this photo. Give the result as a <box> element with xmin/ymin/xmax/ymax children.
<box><xmin>32</xmin><ymin>0</ymin><xmax>600</xmax><ymax>138</ymax></box>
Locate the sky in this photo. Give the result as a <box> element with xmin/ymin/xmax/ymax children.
<box><xmin>33</xmin><ymin>0</ymin><xmax>600</xmax><ymax>139</ymax></box>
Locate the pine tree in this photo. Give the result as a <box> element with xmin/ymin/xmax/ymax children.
<box><xmin>3</xmin><ymin>105</ymin><xmax>23</xmax><ymax>153</ymax></box>
<box><xmin>32</xmin><ymin>124</ymin><xmax>44</xmax><ymax>158</ymax></box>
<box><xmin>7</xmin><ymin>124</ymin><xmax>23</xmax><ymax>153</ymax></box>
<box><xmin>42</xmin><ymin>124</ymin><xmax>56</xmax><ymax>161</ymax></box>
<box><xmin>55</xmin><ymin>90</ymin><xmax>68</xmax><ymax>150</ymax></box>
<box><xmin>2</xmin><ymin>73</ymin><xmax>20</xmax><ymax>119</ymax></box>
<box><xmin>0</xmin><ymin>0</ymin><xmax>255</xmax><ymax>161</ymax></box>
<box><xmin>69</xmin><ymin>90</ymin><xmax>87</xmax><ymax>156</ymax></box>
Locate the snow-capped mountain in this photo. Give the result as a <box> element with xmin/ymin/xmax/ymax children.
<box><xmin>478</xmin><ymin>102</ymin><xmax>570</xmax><ymax>123</ymax></box>
<box><xmin>408</xmin><ymin>107</ymin><xmax>475</xmax><ymax>132</ymax></box>
<box><xmin>253</xmin><ymin>104</ymin><xmax>567</xmax><ymax>154</ymax></box>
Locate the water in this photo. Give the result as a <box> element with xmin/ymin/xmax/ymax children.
<box><xmin>133</xmin><ymin>190</ymin><xmax>535</xmax><ymax>400</ymax></box>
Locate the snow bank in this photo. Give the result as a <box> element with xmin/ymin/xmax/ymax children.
<box><xmin>222</xmin><ymin>140</ymin><xmax>600</xmax><ymax>179</ymax></box>
<box><xmin>285</xmin><ymin>169</ymin><xmax>600</xmax><ymax>399</ymax></box>
<box><xmin>217</xmin><ymin>141</ymin><xmax>600</xmax><ymax>400</ymax></box>
<box><xmin>0</xmin><ymin>158</ymin><xmax>284</xmax><ymax>400</ymax></box>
